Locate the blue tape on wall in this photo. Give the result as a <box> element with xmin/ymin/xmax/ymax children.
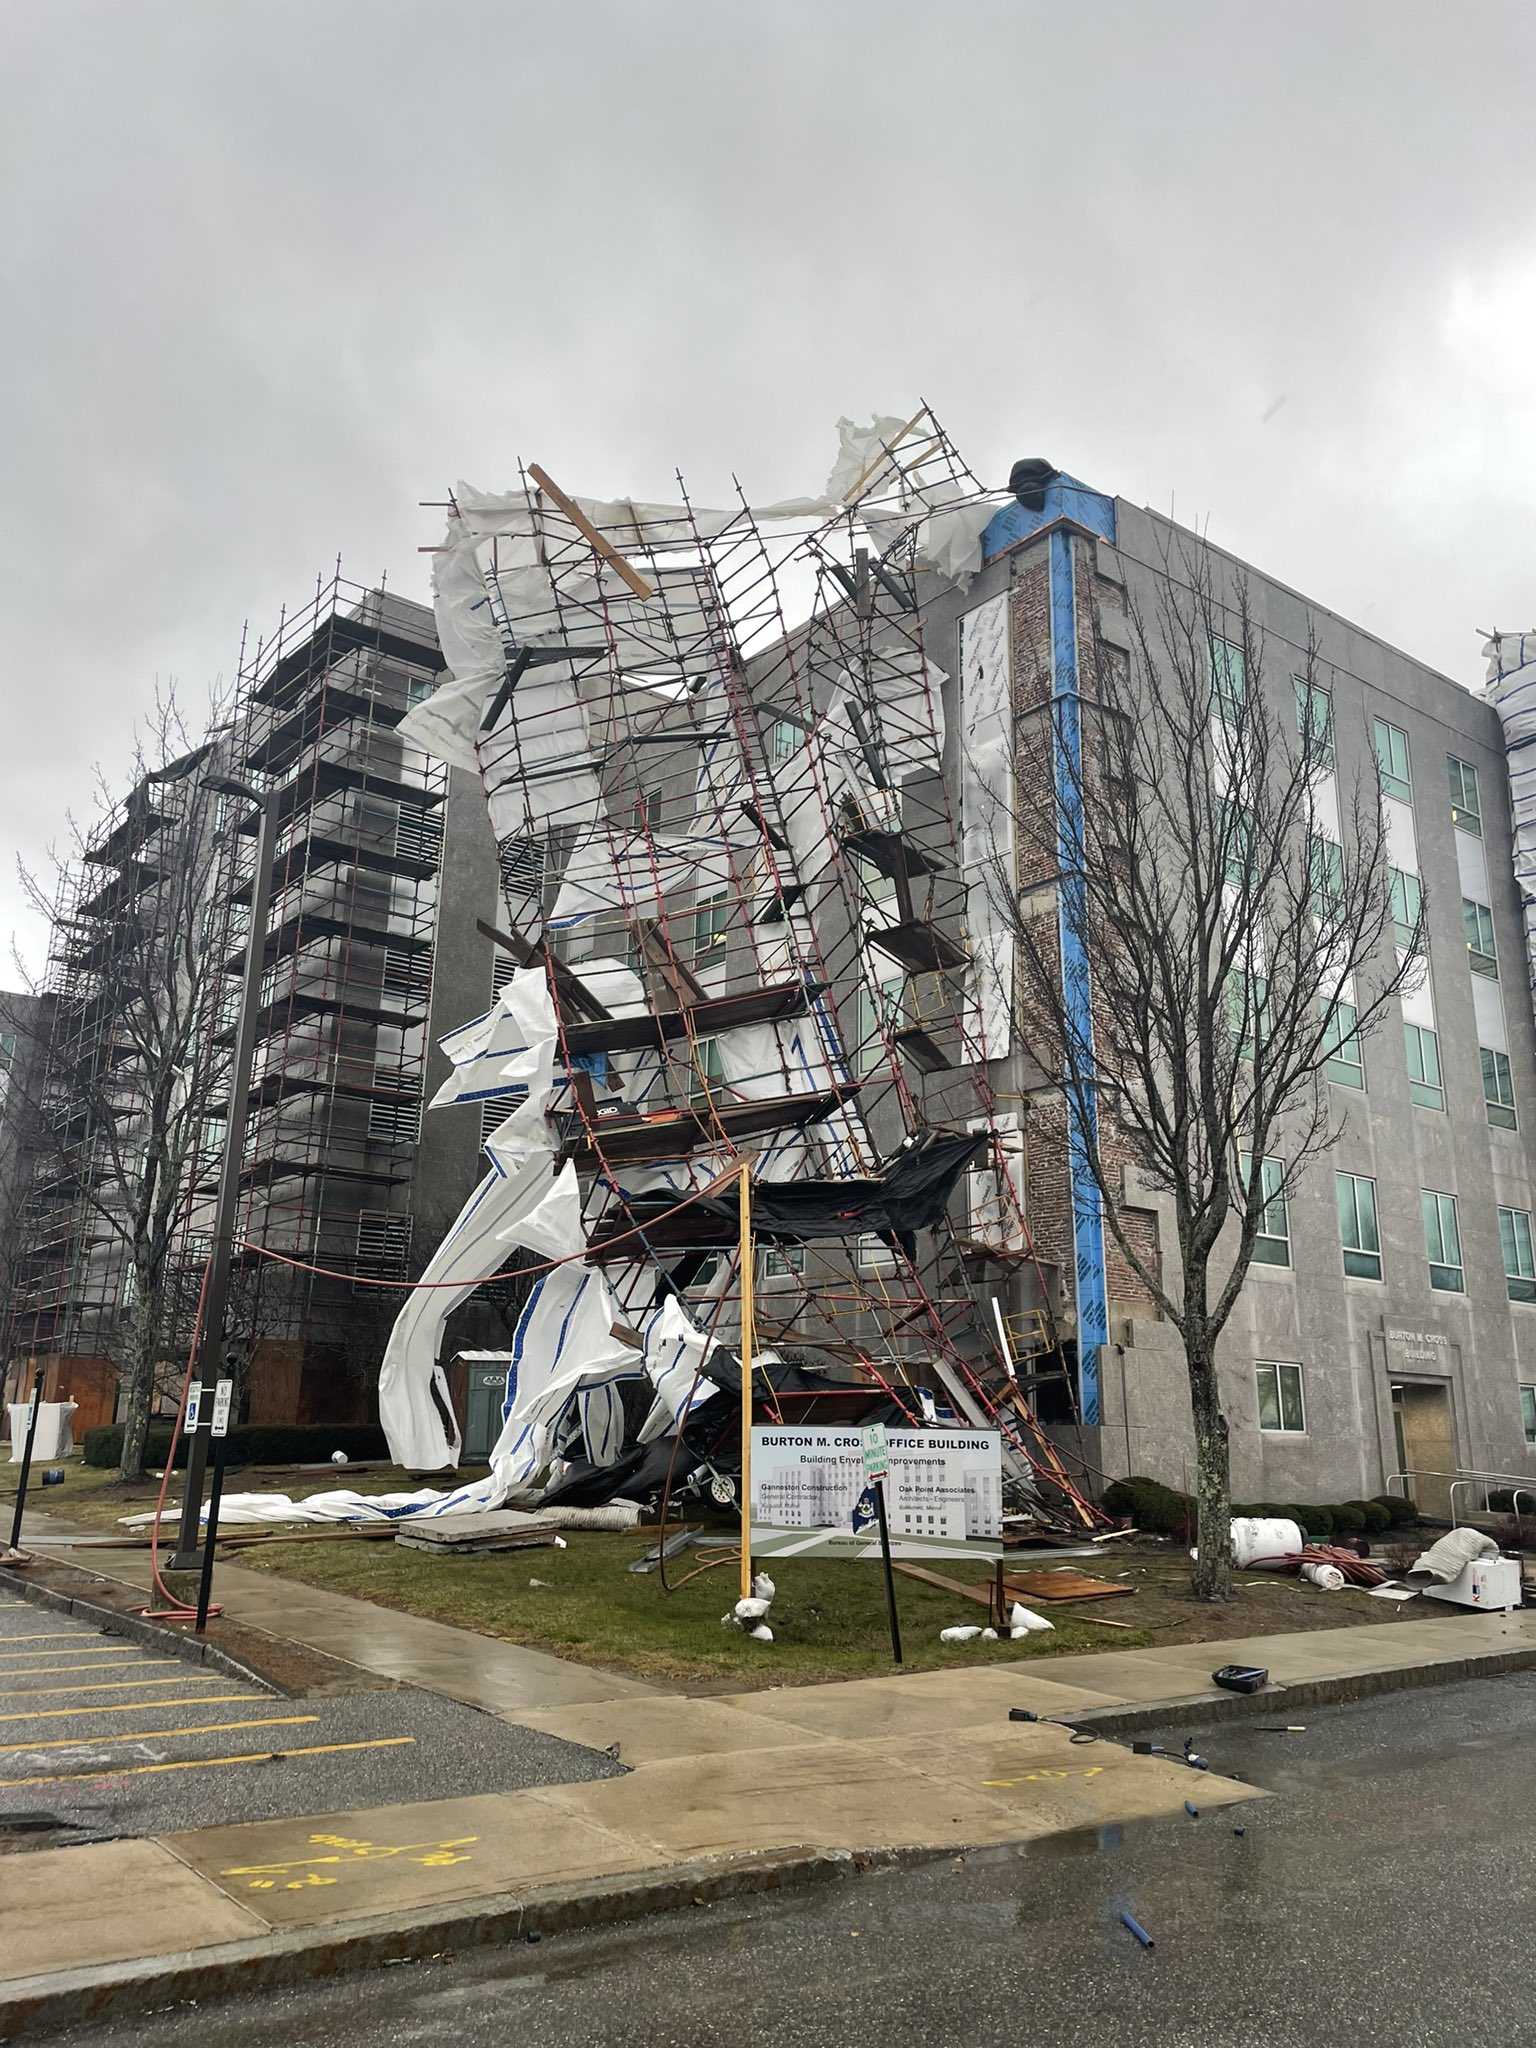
<box><xmin>1048</xmin><ymin>526</ymin><xmax>1110</xmax><ymax>1428</ymax></box>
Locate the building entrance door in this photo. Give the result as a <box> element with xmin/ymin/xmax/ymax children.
<box><xmin>1392</xmin><ymin>1380</ymin><xmax>1456</xmax><ymax>1519</ymax></box>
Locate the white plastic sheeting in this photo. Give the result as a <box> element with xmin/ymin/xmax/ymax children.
<box><xmin>636</xmin><ymin>1295</ymin><xmax>721</xmax><ymax>1446</ymax></box>
<box><xmin>482</xmin><ymin>1263</ymin><xmax>639</xmax><ymax>1494</ymax></box>
<box><xmin>1486</xmin><ymin>632</ymin><xmax>1536</xmax><ymax>1023</ymax></box>
<box><xmin>377</xmin><ymin>970</ymin><xmax>579</xmax><ymax>1472</ymax></box>
<box><xmin>957</xmin><ymin>592</ymin><xmax>1015</xmax><ymax>1053</ymax></box>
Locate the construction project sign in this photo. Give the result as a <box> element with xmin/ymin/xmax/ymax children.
<box><xmin>749</xmin><ymin>1426</ymin><xmax>1003</xmax><ymax>1562</ymax></box>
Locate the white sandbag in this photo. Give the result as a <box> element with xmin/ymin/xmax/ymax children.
<box><xmin>1302</xmin><ymin>1562</ymin><xmax>1346</xmax><ymax>1591</ymax></box>
<box><xmin>939</xmin><ymin>1624</ymin><xmax>984</xmax><ymax>1643</ymax></box>
<box><xmin>1230</xmin><ymin>1517</ymin><xmax>1304</xmax><ymax>1568</ymax></box>
<box><xmin>1008</xmin><ymin>1600</ymin><xmax>1054</xmax><ymax>1635</ymax></box>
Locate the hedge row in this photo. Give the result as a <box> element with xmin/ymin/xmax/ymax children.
<box><xmin>82</xmin><ymin>1422</ymin><xmax>390</xmax><ymax>1471</ymax></box>
<box><xmin>1101</xmin><ymin>1475</ymin><xmax>1417</xmax><ymax>1540</ymax></box>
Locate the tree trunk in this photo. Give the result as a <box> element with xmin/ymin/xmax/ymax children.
<box><xmin>117</xmin><ymin>1318</ymin><xmax>157</xmax><ymax>1481</ymax></box>
<box><xmin>1186</xmin><ymin>1334</ymin><xmax>1233</xmax><ymax>1600</ymax></box>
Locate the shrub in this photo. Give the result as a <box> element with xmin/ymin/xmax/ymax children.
<box><xmin>82</xmin><ymin>1422</ymin><xmax>389</xmax><ymax>1471</ymax></box>
<box><xmin>1372</xmin><ymin>1493</ymin><xmax>1417</xmax><ymax>1526</ymax></box>
<box><xmin>1330</xmin><ymin>1503</ymin><xmax>1366</xmax><ymax>1534</ymax></box>
<box><xmin>1101</xmin><ymin>1476</ymin><xmax>1195</xmax><ymax>1536</ymax></box>
<box><xmin>1355</xmin><ymin>1500</ymin><xmax>1392</xmax><ymax>1533</ymax></box>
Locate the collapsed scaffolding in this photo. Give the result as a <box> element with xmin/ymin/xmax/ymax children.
<box><xmin>337</xmin><ymin>407</ymin><xmax>1104</xmax><ymax>1535</ymax></box>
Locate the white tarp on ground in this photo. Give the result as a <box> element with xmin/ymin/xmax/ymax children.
<box><xmin>1486</xmin><ymin>632</ymin><xmax>1536</xmax><ymax>1024</ymax></box>
<box><xmin>377</xmin><ymin>970</ymin><xmax>578</xmax><ymax>1471</ymax></box>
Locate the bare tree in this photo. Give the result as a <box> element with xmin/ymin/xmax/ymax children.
<box><xmin>3</xmin><ymin>690</ymin><xmax>232</xmax><ymax>1479</ymax></box>
<box><xmin>986</xmin><ymin>535</ymin><xmax>1421</xmax><ymax>1598</ymax></box>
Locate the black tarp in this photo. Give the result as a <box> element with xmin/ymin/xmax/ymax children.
<box><xmin>590</xmin><ymin>1128</ymin><xmax>986</xmax><ymax>1254</ymax></box>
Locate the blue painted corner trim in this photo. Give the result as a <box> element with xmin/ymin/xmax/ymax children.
<box><xmin>983</xmin><ymin>473</ymin><xmax>1116</xmax><ymax>562</ymax></box>
<box><xmin>1047</xmin><ymin>526</ymin><xmax>1109</xmax><ymax>1428</ymax></box>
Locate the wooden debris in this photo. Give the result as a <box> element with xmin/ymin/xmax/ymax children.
<box><xmin>1004</xmin><ymin>1568</ymin><xmax>1134</xmax><ymax>1602</ymax></box>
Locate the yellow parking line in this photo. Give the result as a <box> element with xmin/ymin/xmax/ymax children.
<box><xmin>0</xmin><ymin>1675</ymin><xmax>222</xmax><ymax>1700</ymax></box>
<box><xmin>0</xmin><ymin>1633</ymin><xmax>113</xmax><ymax>1645</ymax></box>
<box><xmin>0</xmin><ymin>1736</ymin><xmax>416</xmax><ymax>1789</ymax></box>
<box><xmin>0</xmin><ymin>1695</ymin><xmax>252</xmax><ymax>1726</ymax></box>
<box><xmin>0</xmin><ymin>1714</ymin><xmax>320</xmax><ymax>1755</ymax></box>
<box><xmin>0</xmin><ymin>1661</ymin><xmax>170</xmax><ymax>1682</ymax></box>
<box><xmin>0</xmin><ymin>1657</ymin><xmax>154</xmax><ymax>1678</ymax></box>
<box><xmin>0</xmin><ymin>1638</ymin><xmax>147</xmax><ymax>1654</ymax></box>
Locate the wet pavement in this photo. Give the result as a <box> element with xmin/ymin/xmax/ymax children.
<box><xmin>62</xmin><ymin>1667</ymin><xmax>1536</xmax><ymax>2047</ymax></box>
<box><xmin>0</xmin><ymin>1592</ymin><xmax>622</xmax><ymax>1850</ymax></box>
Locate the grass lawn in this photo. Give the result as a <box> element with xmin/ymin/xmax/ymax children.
<box><xmin>5</xmin><ymin>1456</ymin><xmax>1436</xmax><ymax>1691</ymax></box>
<box><xmin>229</xmin><ymin>1521</ymin><xmax>1431</xmax><ymax>1691</ymax></box>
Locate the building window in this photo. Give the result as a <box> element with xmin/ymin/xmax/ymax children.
<box><xmin>1210</xmin><ymin>637</ymin><xmax>1245</xmax><ymax>724</ymax></box>
<box><xmin>1482</xmin><ymin>1046</ymin><xmax>1517</xmax><ymax>1129</ymax></box>
<box><xmin>499</xmin><ymin>837</ymin><xmax>545</xmax><ymax>904</ymax></box>
<box><xmin>1463</xmin><ymin>899</ymin><xmax>1498</xmax><ymax>978</ymax></box>
<box><xmin>355</xmin><ymin>1212</ymin><xmax>411</xmax><ymax>1283</ymax></box>
<box><xmin>1499</xmin><ymin>1207</ymin><xmax>1536</xmax><ymax>1304</ymax></box>
<box><xmin>1256</xmin><ymin>1360</ymin><xmax>1306</xmax><ymax>1434</ymax></box>
<box><xmin>1295</xmin><ymin>679</ymin><xmax>1334</xmax><ymax>766</ymax></box>
<box><xmin>1221</xmin><ymin>800</ymin><xmax>1255</xmax><ymax>885</ymax></box>
<box><xmin>850</xmin><ymin>848</ymin><xmax>898</xmax><ymax>908</ymax></box>
<box><xmin>1322</xmin><ymin>1000</ymin><xmax>1364</xmax><ymax>1088</ymax></box>
<box><xmin>1309</xmin><ymin>834</ymin><xmax>1344</xmax><ymax>918</ymax></box>
<box><xmin>1228</xmin><ymin>972</ymin><xmax>1269</xmax><ymax>1061</ymax></box>
<box><xmin>1242</xmin><ymin>1153</ymin><xmax>1290</xmax><ymax>1267</ymax></box>
<box><xmin>1388</xmin><ymin>869</ymin><xmax>1424</xmax><ymax>953</ymax></box>
<box><xmin>1374</xmin><ymin>719</ymin><xmax>1412</xmax><ymax>803</ymax></box>
<box><xmin>631</xmin><ymin>789</ymin><xmax>663</xmax><ymax>834</ymax></box>
<box><xmin>770</xmin><ymin>719</ymin><xmax>804</xmax><ymax>765</ymax></box>
<box><xmin>406</xmin><ymin>677</ymin><xmax>435</xmax><ymax>709</ymax></box>
<box><xmin>691</xmin><ymin>892</ymin><xmax>731</xmax><ymax>962</ymax></box>
<box><xmin>1422</xmin><ymin>1189</ymin><xmax>1464</xmax><ymax>1292</ymax></box>
<box><xmin>857</xmin><ymin>1235</ymin><xmax>898</xmax><ymax>1272</ymax></box>
<box><xmin>1337</xmin><ymin>1171</ymin><xmax>1381</xmax><ymax>1280</ymax></box>
<box><xmin>687</xmin><ymin>1035</ymin><xmax>726</xmax><ymax>1104</ymax></box>
<box><xmin>852</xmin><ymin>978</ymin><xmax>904</xmax><ymax>1076</ymax></box>
<box><xmin>1448</xmin><ymin>755</ymin><xmax>1483</xmax><ymax>836</ymax></box>
<box><xmin>765</xmin><ymin>1243</ymin><xmax>805</xmax><ymax>1278</ymax></box>
<box><xmin>1522</xmin><ymin>1385</ymin><xmax>1536</xmax><ymax>1446</ymax></box>
<box><xmin>1403</xmin><ymin>1022</ymin><xmax>1444</xmax><ymax>1110</ymax></box>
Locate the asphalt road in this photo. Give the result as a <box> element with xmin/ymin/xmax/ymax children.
<box><xmin>64</xmin><ymin>1668</ymin><xmax>1536</xmax><ymax>2048</ymax></box>
<box><xmin>0</xmin><ymin>1592</ymin><xmax>620</xmax><ymax>1846</ymax></box>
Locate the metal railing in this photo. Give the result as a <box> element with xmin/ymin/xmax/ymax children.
<box><xmin>1387</xmin><ymin>1467</ymin><xmax>1536</xmax><ymax>1535</ymax></box>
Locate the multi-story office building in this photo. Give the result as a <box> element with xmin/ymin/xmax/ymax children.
<box><xmin>917</xmin><ymin>471</ymin><xmax>1536</xmax><ymax>1510</ymax></box>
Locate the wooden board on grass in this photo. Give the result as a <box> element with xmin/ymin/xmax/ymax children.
<box><xmin>1003</xmin><ymin>1567</ymin><xmax>1133</xmax><ymax>1602</ymax></box>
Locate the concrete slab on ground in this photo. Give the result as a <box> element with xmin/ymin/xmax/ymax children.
<box><xmin>169</xmin><ymin>1788</ymin><xmax>660</xmax><ymax>1930</ymax></box>
<box><xmin>0</xmin><ymin>1839</ymin><xmax>266</xmax><ymax>1981</ymax></box>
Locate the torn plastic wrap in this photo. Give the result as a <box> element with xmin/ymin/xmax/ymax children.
<box><xmin>377</xmin><ymin>969</ymin><xmax>579</xmax><ymax>1472</ymax></box>
<box><xmin>1485</xmin><ymin>632</ymin><xmax>1536</xmax><ymax>1018</ymax></box>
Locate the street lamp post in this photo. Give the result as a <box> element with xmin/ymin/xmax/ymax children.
<box><xmin>170</xmin><ymin>776</ymin><xmax>280</xmax><ymax>1569</ymax></box>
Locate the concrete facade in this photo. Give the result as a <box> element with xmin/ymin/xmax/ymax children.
<box><xmin>936</xmin><ymin>475</ymin><xmax>1536</xmax><ymax>1508</ymax></box>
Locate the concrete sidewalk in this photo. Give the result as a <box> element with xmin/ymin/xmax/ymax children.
<box><xmin>5</xmin><ymin>1574</ymin><xmax>1536</xmax><ymax>2034</ymax></box>
<box><xmin>20</xmin><ymin>1508</ymin><xmax>659</xmax><ymax>1712</ymax></box>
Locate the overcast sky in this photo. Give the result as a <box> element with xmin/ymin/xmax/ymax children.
<box><xmin>4</xmin><ymin>0</ymin><xmax>1534</xmax><ymax>972</ymax></box>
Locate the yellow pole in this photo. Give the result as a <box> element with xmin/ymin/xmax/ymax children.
<box><xmin>738</xmin><ymin>1159</ymin><xmax>754</xmax><ymax>1603</ymax></box>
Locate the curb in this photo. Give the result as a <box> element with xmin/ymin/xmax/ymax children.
<box><xmin>0</xmin><ymin>1566</ymin><xmax>278</xmax><ymax>1695</ymax></box>
<box><xmin>0</xmin><ymin>1845</ymin><xmax>918</xmax><ymax>2040</ymax></box>
<box><xmin>1063</xmin><ymin>1639</ymin><xmax>1536</xmax><ymax>1737</ymax></box>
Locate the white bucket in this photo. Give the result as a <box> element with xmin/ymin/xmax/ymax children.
<box><xmin>1230</xmin><ymin>1516</ymin><xmax>1303</xmax><ymax>1568</ymax></box>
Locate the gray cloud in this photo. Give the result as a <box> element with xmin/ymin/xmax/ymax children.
<box><xmin>5</xmin><ymin>0</ymin><xmax>1535</xmax><ymax>965</ymax></box>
